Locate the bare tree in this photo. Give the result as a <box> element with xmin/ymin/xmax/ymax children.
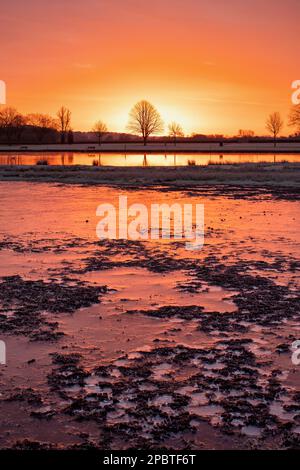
<box><xmin>238</xmin><ymin>129</ymin><xmax>255</xmax><ymax>138</ymax></box>
<box><xmin>0</xmin><ymin>107</ymin><xmax>27</xmax><ymax>144</ymax></box>
<box><xmin>266</xmin><ymin>112</ymin><xmax>284</xmax><ymax>147</ymax></box>
<box><xmin>127</xmin><ymin>100</ymin><xmax>164</xmax><ymax>145</ymax></box>
<box><xmin>27</xmin><ymin>113</ymin><xmax>58</xmax><ymax>143</ymax></box>
<box><xmin>289</xmin><ymin>104</ymin><xmax>300</xmax><ymax>135</ymax></box>
<box><xmin>57</xmin><ymin>106</ymin><xmax>71</xmax><ymax>144</ymax></box>
<box><xmin>168</xmin><ymin>122</ymin><xmax>184</xmax><ymax>145</ymax></box>
<box><xmin>92</xmin><ymin>120</ymin><xmax>108</xmax><ymax>145</ymax></box>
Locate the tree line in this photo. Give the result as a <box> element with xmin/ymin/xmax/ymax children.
<box><xmin>0</xmin><ymin>106</ymin><xmax>72</xmax><ymax>145</ymax></box>
<box><xmin>0</xmin><ymin>100</ymin><xmax>300</xmax><ymax>145</ymax></box>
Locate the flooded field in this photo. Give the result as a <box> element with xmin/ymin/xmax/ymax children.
<box><xmin>0</xmin><ymin>152</ymin><xmax>300</xmax><ymax>167</ymax></box>
<box><xmin>0</xmin><ymin>181</ymin><xmax>299</xmax><ymax>449</ymax></box>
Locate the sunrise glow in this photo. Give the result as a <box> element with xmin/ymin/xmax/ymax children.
<box><xmin>1</xmin><ymin>0</ymin><xmax>299</xmax><ymax>135</ymax></box>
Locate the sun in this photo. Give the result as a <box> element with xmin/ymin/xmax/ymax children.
<box><xmin>152</xmin><ymin>104</ymin><xmax>193</xmax><ymax>136</ymax></box>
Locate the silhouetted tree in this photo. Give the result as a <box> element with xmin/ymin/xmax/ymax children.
<box><xmin>266</xmin><ymin>112</ymin><xmax>283</xmax><ymax>147</ymax></box>
<box><xmin>168</xmin><ymin>122</ymin><xmax>184</xmax><ymax>145</ymax></box>
<box><xmin>92</xmin><ymin>120</ymin><xmax>108</xmax><ymax>144</ymax></box>
<box><xmin>27</xmin><ymin>113</ymin><xmax>58</xmax><ymax>143</ymax></box>
<box><xmin>238</xmin><ymin>129</ymin><xmax>255</xmax><ymax>138</ymax></box>
<box><xmin>0</xmin><ymin>107</ymin><xmax>26</xmax><ymax>144</ymax></box>
<box><xmin>67</xmin><ymin>130</ymin><xmax>74</xmax><ymax>144</ymax></box>
<box><xmin>289</xmin><ymin>104</ymin><xmax>300</xmax><ymax>135</ymax></box>
<box><xmin>127</xmin><ymin>100</ymin><xmax>164</xmax><ymax>145</ymax></box>
<box><xmin>57</xmin><ymin>106</ymin><xmax>71</xmax><ymax>144</ymax></box>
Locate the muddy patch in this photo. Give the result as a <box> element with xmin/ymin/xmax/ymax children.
<box><xmin>0</xmin><ymin>275</ymin><xmax>107</xmax><ymax>340</ymax></box>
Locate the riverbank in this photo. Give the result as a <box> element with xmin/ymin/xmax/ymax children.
<box><xmin>0</xmin><ymin>162</ymin><xmax>299</xmax><ymax>190</ymax></box>
<box><xmin>0</xmin><ymin>142</ymin><xmax>300</xmax><ymax>153</ymax></box>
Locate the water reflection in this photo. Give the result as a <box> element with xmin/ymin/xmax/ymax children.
<box><xmin>143</xmin><ymin>154</ymin><xmax>148</xmax><ymax>167</ymax></box>
<box><xmin>0</xmin><ymin>152</ymin><xmax>299</xmax><ymax>166</ymax></box>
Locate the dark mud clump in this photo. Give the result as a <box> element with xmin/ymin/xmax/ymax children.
<box><xmin>0</xmin><ymin>235</ymin><xmax>93</xmax><ymax>254</ymax></box>
<box><xmin>198</xmin><ymin>312</ymin><xmax>247</xmax><ymax>333</ymax></box>
<box><xmin>127</xmin><ymin>305</ymin><xmax>205</xmax><ymax>320</ymax></box>
<box><xmin>126</xmin><ymin>259</ymin><xmax>299</xmax><ymax>330</ymax></box>
<box><xmin>0</xmin><ymin>275</ymin><xmax>107</xmax><ymax>340</ymax></box>
<box><xmin>12</xmin><ymin>440</ymin><xmax>54</xmax><ymax>450</ymax></box>
<box><xmin>192</xmin><ymin>260</ymin><xmax>300</xmax><ymax>327</ymax></box>
<box><xmin>6</xmin><ymin>388</ymin><xmax>43</xmax><ymax>406</ymax></box>
<box><xmin>41</xmin><ymin>343</ymin><xmax>300</xmax><ymax>450</ymax></box>
<box><xmin>47</xmin><ymin>354</ymin><xmax>89</xmax><ymax>394</ymax></box>
<box><xmin>76</xmin><ymin>239</ymin><xmax>189</xmax><ymax>275</ymax></box>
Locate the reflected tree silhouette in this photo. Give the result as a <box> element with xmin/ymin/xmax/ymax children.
<box><xmin>143</xmin><ymin>154</ymin><xmax>148</xmax><ymax>166</ymax></box>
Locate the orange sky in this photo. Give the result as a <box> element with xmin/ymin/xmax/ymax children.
<box><xmin>1</xmin><ymin>0</ymin><xmax>299</xmax><ymax>135</ymax></box>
